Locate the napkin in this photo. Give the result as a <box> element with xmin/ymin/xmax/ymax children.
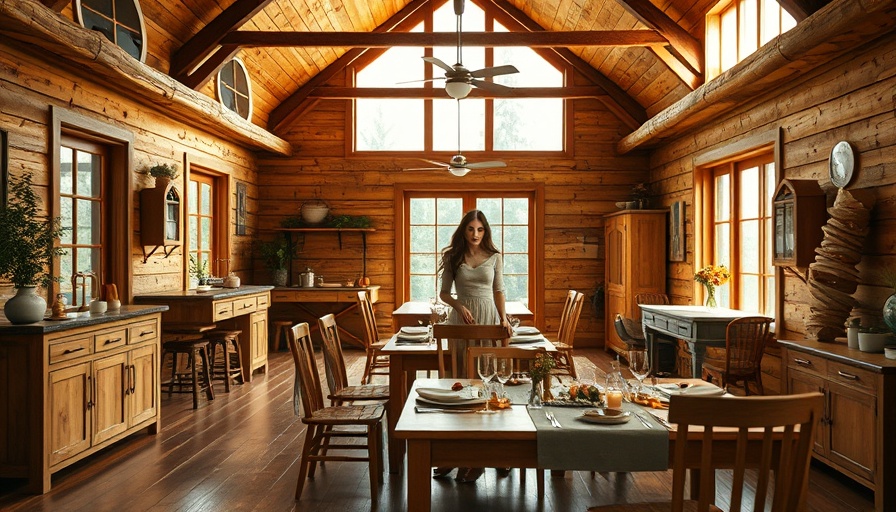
<box><xmin>400</xmin><ymin>326</ymin><xmax>429</xmax><ymax>335</ymax></box>
<box><xmin>510</xmin><ymin>334</ymin><xmax>544</xmax><ymax>344</ymax></box>
<box><xmin>416</xmin><ymin>387</ymin><xmax>477</xmax><ymax>403</ymax></box>
<box><xmin>655</xmin><ymin>383</ymin><xmax>725</xmax><ymax>396</ymax></box>
<box><xmin>396</xmin><ymin>332</ymin><xmax>429</xmax><ymax>342</ymax></box>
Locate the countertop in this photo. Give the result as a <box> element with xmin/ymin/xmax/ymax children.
<box><xmin>134</xmin><ymin>285</ymin><xmax>274</xmax><ymax>302</ymax></box>
<box><xmin>778</xmin><ymin>338</ymin><xmax>896</xmax><ymax>373</ymax></box>
<box><xmin>0</xmin><ymin>304</ymin><xmax>169</xmax><ymax>335</ymax></box>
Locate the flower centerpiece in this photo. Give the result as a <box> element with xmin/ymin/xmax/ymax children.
<box><xmin>527</xmin><ymin>352</ymin><xmax>555</xmax><ymax>408</ymax></box>
<box><xmin>694</xmin><ymin>264</ymin><xmax>731</xmax><ymax>308</ymax></box>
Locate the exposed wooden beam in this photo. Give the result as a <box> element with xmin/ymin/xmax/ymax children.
<box><xmin>778</xmin><ymin>0</ymin><xmax>832</xmax><ymax>22</ymax></box>
<box><xmin>39</xmin><ymin>0</ymin><xmax>67</xmax><ymax>11</ymax></box>
<box><xmin>615</xmin><ymin>0</ymin><xmax>703</xmax><ymax>87</ymax></box>
<box><xmin>0</xmin><ymin>0</ymin><xmax>291</xmax><ymax>155</ymax></box>
<box><xmin>488</xmin><ymin>0</ymin><xmax>646</xmax><ymax>130</ymax></box>
<box><xmin>221</xmin><ymin>30</ymin><xmax>667</xmax><ymax>48</ymax></box>
<box><xmin>177</xmin><ymin>45</ymin><xmax>241</xmax><ymax>90</ymax></box>
<box><xmin>618</xmin><ymin>0</ymin><xmax>896</xmax><ymax>153</ymax></box>
<box><xmin>306</xmin><ymin>86</ymin><xmax>608</xmax><ymax>99</ymax></box>
<box><xmin>268</xmin><ymin>0</ymin><xmax>432</xmax><ymax>133</ymax></box>
<box><xmin>170</xmin><ymin>0</ymin><xmax>274</xmax><ymax>87</ymax></box>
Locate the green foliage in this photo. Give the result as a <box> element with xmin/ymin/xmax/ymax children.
<box><xmin>258</xmin><ymin>237</ymin><xmax>295</xmax><ymax>270</ymax></box>
<box><xmin>144</xmin><ymin>163</ymin><xmax>179</xmax><ymax>180</ymax></box>
<box><xmin>280</xmin><ymin>216</ymin><xmax>303</xmax><ymax>228</ymax></box>
<box><xmin>189</xmin><ymin>254</ymin><xmax>210</xmax><ymax>280</ymax></box>
<box><xmin>327</xmin><ymin>215</ymin><xmax>371</xmax><ymax>228</ymax></box>
<box><xmin>880</xmin><ymin>267</ymin><xmax>896</xmax><ymax>293</ymax></box>
<box><xmin>0</xmin><ymin>172</ymin><xmax>66</xmax><ymax>287</ymax></box>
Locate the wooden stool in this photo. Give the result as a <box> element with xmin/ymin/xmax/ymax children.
<box><xmin>271</xmin><ymin>321</ymin><xmax>292</xmax><ymax>352</ymax></box>
<box><xmin>206</xmin><ymin>329</ymin><xmax>244</xmax><ymax>392</ymax></box>
<box><xmin>161</xmin><ymin>335</ymin><xmax>215</xmax><ymax>409</ymax></box>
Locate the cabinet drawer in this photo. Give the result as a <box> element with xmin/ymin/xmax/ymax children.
<box><xmin>337</xmin><ymin>291</ymin><xmax>360</xmax><ymax>302</ymax></box>
<box><xmin>671</xmin><ymin>320</ymin><xmax>692</xmax><ymax>338</ymax></box>
<box><xmin>233</xmin><ymin>297</ymin><xmax>257</xmax><ymax>315</ymax></box>
<box><xmin>49</xmin><ymin>336</ymin><xmax>92</xmax><ymax>365</ymax></box>
<box><xmin>128</xmin><ymin>320</ymin><xmax>158</xmax><ymax>345</ymax></box>
<box><xmin>94</xmin><ymin>329</ymin><xmax>127</xmax><ymax>353</ymax></box>
<box><xmin>256</xmin><ymin>294</ymin><xmax>270</xmax><ymax>309</ymax></box>
<box><xmin>271</xmin><ymin>291</ymin><xmax>296</xmax><ymax>302</ymax></box>
<box><xmin>786</xmin><ymin>351</ymin><xmax>827</xmax><ymax>376</ymax></box>
<box><xmin>828</xmin><ymin>361</ymin><xmax>877</xmax><ymax>393</ymax></box>
<box><xmin>213</xmin><ymin>300</ymin><xmax>234</xmax><ymax>321</ymax></box>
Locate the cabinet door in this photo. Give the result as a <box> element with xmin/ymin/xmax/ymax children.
<box><xmin>48</xmin><ymin>362</ymin><xmax>91</xmax><ymax>467</ymax></box>
<box><xmin>93</xmin><ymin>353</ymin><xmax>128</xmax><ymax>445</ymax></box>
<box><xmin>250</xmin><ymin>310</ymin><xmax>268</xmax><ymax>371</ymax></box>
<box><xmin>787</xmin><ymin>368</ymin><xmax>827</xmax><ymax>455</ymax></box>
<box><xmin>128</xmin><ymin>344</ymin><xmax>158</xmax><ymax>426</ymax></box>
<box><xmin>827</xmin><ymin>380</ymin><xmax>876</xmax><ymax>482</ymax></box>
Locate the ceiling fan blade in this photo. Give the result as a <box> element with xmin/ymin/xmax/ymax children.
<box><xmin>396</xmin><ymin>77</ymin><xmax>444</xmax><ymax>85</ymax></box>
<box><xmin>423</xmin><ymin>56</ymin><xmax>455</xmax><ymax>74</ymax></box>
<box><xmin>404</xmin><ymin>166</ymin><xmax>446</xmax><ymax>171</ymax></box>
<box><xmin>470</xmin><ymin>65</ymin><xmax>519</xmax><ymax>78</ymax></box>
<box><xmin>470</xmin><ymin>79</ymin><xmax>513</xmax><ymax>93</ymax></box>
<box><xmin>465</xmin><ymin>161</ymin><xmax>507</xmax><ymax>169</ymax></box>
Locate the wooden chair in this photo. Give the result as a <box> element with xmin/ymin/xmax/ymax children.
<box><xmin>287</xmin><ymin>322</ymin><xmax>386</xmax><ymax>501</ymax></box>
<box><xmin>550</xmin><ymin>290</ymin><xmax>585</xmax><ymax>380</ymax></box>
<box><xmin>432</xmin><ymin>323</ymin><xmax>509</xmax><ymax>378</ymax></box>
<box><xmin>318</xmin><ymin>313</ymin><xmax>390</xmax><ymax>405</ymax></box>
<box><xmin>589</xmin><ymin>392</ymin><xmax>823</xmax><ymax>512</ymax></box>
<box><xmin>634</xmin><ymin>292</ymin><xmax>670</xmax><ymax>306</ymax></box>
<box><xmin>701</xmin><ymin>316</ymin><xmax>773</xmax><ymax>395</ymax></box>
<box><xmin>356</xmin><ymin>290</ymin><xmax>390</xmax><ymax>384</ymax></box>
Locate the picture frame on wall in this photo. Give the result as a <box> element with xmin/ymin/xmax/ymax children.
<box><xmin>669</xmin><ymin>200</ymin><xmax>685</xmax><ymax>262</ymax></box>
<box><xmin>236</xmin><ymin>181</ymin><xmax>247</xmax><ymax>235</ymax></box>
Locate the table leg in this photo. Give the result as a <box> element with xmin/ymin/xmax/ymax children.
<box><xmin>406</xmin><ymin>440</ymin><xmax>432</xmax><ymax>512</ymax></box>
<box><xmin>388</xmin><ymin>355</ymin><xmax>406</xmax><ymax>473</ymax></box>
<box><xmin>689</xmin><ymin>341</ymin><xmax>707</xmax><ymax>379</ymax></box>
<box><xmin>646</xmin><ymin>329</ymin><xmax>659</xmax><ymax>376</ymax></box>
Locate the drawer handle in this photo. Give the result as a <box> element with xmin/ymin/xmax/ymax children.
<box><xmin>218</xmin><ymin>309</ymin><xmax>230</xmax><ymax>314</ymax></box>
<box><xmin>794</xmin><ymin>358</ymin><xmax>812</xmax><ymax>366</ymax></box>
<box><xmin>105</xmin><ymin>337</ymin><xmax>122</xmax><ymax>345</ymax></box>
<box><xmin>139</xmin><ymin>330</ymin><xmax>154</xmax><ymax>336</ymax></box>
<box><xmin>63</xmin><ymin>347</ymin><xmax>86</xmax><ymax>354</ymax></box>
<box><xmin>837</xmin><ymin>370</ymin><xmax>859</xmax><ymax>380</ymax></box>
<box><xmin>241</xmin><ymin>304</ymin><xmax>252</xmax><ymax>309</ymax></box>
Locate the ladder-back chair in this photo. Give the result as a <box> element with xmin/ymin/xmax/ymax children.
<box><xmin>356</xmin><ymin>290</ymin><xmax>390</xmax><ymax>384</ymax></box>
<box><xmin>318</xmin><ymin>313</ymin><xmax>389</xmax><ymax>405</ymax></box>
<box><xmin>702</xmin><ymin>316</ymin><xmax>773</xmax><ymax>395</ymax></box>
<box><xmin>432</xmin><ymin>323</ymin><xmax>509</xmax><ymax>379</ymax></box>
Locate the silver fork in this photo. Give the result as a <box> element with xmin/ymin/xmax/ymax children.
<box><xmin>545</xmin><ymin>411</ymin><xmax>561</xmax><ymax>428</ymax></box>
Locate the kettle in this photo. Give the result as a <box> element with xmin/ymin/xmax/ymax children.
<box><xmin>300</xmin><ymin>267</ymin><xmax>315</xmax><ymax>288</ymax></box>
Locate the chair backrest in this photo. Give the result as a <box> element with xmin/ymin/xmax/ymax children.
<box><xmin>668</xmin><ymin>392</ymin><xmax>823</xmax><ymax>512</ymax></box>
<box><xmin>613</xmin><ymin>313</ymin><xmax>645</xmax><ymax>345</ymax></box>
<box><xmin>287</xmin><ymin>322</ymin><xmax>325</xmax><ymax>419</ymax></box>
<box><xmin>726</xmin><ymin>316</ymin><xmax>773</xmax><ymax>373</ymax></box>
<box><xmin>356</xmin><ymin>290</ymin><xmax>379</xmax><ymax>349</ymax></box>
<box><xmin>317</xmin><ymin>313</ymin><xmax>349</xmax><ymax>397</ymax></box>
<box><xmin>555</xmin><ymin>290</ymin><xmax>577</xmax><ymax>338</ymax></box>
<box><xmin>635</xmin><ymin>293</ymin><xmax>670</xmax><ymax>305</ymax></box>
<box><xmin>465</xmin><ymin>345</ymin><xmax>547</xmax><ymax>380</ymax></box>
<box><xmin>557</xmin><ymin>291</ymin><xmax>585</xmax><ymax>345</ymax></box>
<box><xmin>432</xmin><ymin>323</ymin><xmax>509</xmax><ymax>378</ymax></box>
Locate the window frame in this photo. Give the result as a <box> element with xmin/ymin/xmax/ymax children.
<box><xmin>74</xmin><ymin>0</ymin><xmax>148</xmax><ymax>63</ymax></box>
<box><xmin>393</xmin><ymin>182</ymin><xmax>545</xmax><ymax>326</ymax></box>
<box><xmin>705</xmin><ymin>0</ymin><xmax>796</xmax><ymax>81</ymax></box>
<box><xmin>216</xmin><ymin>57</ymin><xmax>253</xmax><ymax>121</ymax></box>
<box><xmin>184</xmin><ymin>158</ymin><xmax>231</xmax><ymax>286</ymax></box>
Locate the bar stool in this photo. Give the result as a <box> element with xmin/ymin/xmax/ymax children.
<box><xmin>206</xmin><ymin>329</ymin><xmax>244</xmax><ymax>392</ymax></box>
<box><xmin>161</xmin><ymin>324</ymin><xmax>216</xmax><ymax>409</ymax></box>
<box><xmin>271</xmin><ymin>320</ymin><xmax>292</xmax><ymax>352</ymax></box>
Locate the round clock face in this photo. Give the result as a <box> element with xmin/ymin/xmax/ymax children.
<box><xmin>829</xmin><ymin>140</ymin><xmax>854</xmax><ymax>188</ymax></box>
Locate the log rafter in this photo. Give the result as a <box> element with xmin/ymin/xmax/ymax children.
<box><xmin>778</xmin><ymin>0</ymin><xmax>833</xmax><ymax>21</ymax></box>
<box><xmin>615</xmin><ymin>0</ymin><xmax>703</xmax><ymax>89</ymax></box>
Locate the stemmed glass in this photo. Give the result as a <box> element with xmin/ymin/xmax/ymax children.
<box><xmin>477</xmin><ymin>352</ymin><xmax>497</xmax><ymax>400</ymax></box>
<box><xmin>627</xmin><ymin>348</ymin><xmax>651</xmax><ymax>398</ymax></box>
<box><xmin>494</xmin><ymin>357</ymin><xmax>513</xmax><ymax>399</ymax></box>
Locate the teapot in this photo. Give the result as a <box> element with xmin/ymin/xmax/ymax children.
<box><xmin>300</xmin><ymin>267</ymin><xmax>315</xmax><ymax>288</ymax></box>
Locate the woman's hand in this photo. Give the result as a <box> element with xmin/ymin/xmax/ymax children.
<box><xmin>459</xmin><ymin>306</ymin><xmax>475</xmax><ymax>324</ymax></box>
<box><xmin>501</xmin><ymin>317</ymin><xmax>513</xmax><ymax>337</ymax></box>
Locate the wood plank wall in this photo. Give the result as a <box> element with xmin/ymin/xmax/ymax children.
<box><xmin>648</xmin><ymin>34</ymin><xmax>896</xmax><ymax>341</ymax></box>
<box><xmin>0</xmin><ymin>41</ymin><xmax>259</xmax><ymax>302</ymax></box>
<box><xmin>256</xmin><ymin>69</ymin><xmax>651</xmax><ymax>347</ymax></box>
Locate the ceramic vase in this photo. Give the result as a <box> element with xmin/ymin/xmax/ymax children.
<box><xmin>271</xmin><ymin>268</ymin><xmax>288</xmax><ymax>287</ymax></box>
<box><xmin>528</xmin><ymin>379</ymin><xmax>543</xmax><ymax>409</ymax></box>
<box><xmin>4</xmin><ymin>286</ymin><xmax>47</xmax><ymax>324</ymax></box>
<box><xmin>884</xmin><ymin>293</ymin><xmax>896</xmax><ymax>335</ymax></box>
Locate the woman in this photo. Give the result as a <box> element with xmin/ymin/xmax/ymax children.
<box><xmin>434</xmin><ymin>209</ymin><xmax>513</xmax><ymax>483</ymax></box>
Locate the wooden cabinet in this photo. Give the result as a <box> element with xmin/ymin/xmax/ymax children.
<box><xmin>250</xmin><ymin>310</ymin><xmax>268</xmax><ymax>373</ymax></box>
<box><xmin>0</xmin><ymin>308</ymin><xmax>163</xmax><ymax>493</ymax></box>
<box><xmin>604</xmin><ymin>210</ymin><xmax>667</xmax><ymax>356</ymax></box>
<box><xmin>780</xmin><ymin>340</ymin><xmax>896</xmax><ymax>511</ymax></box>
<box><xmin>140</xmin><ymin>180</ymin><xmax>182</xmax><ymax>262</ymax></box>
<box><xmin>772</xmin><ymin>179</ymin><xmax>825</xmax><ymax>267</ymax></box>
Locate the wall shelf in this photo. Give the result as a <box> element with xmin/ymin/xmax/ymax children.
<box><xmin>273</xmin><ymin>228</ymin><xmax>375</xmax><ymax>286</ymax></box>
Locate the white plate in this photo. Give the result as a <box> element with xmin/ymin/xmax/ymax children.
<box><xmin>400</xmin><ymin>326</ymin><xmax>429</xmax><ymax>335</ymax></box>
<box><xmin>195</xmin><ymin>285</ymin><xmax>213</xmax><ymax>292</ymax></box>
<box><xmin>656</xmin><ymin>383</ymin><xmax>726</xmax><ymax>396</ymax></box>
<box><xmin>415</xmin><ymin>396</ymin><xmax>487</xmax><ymax>407</ymax></box>
<box><xmin>578</xmin><ymin>408</ymin><xmax>632</xmax><ymax>425</ymax></box>
<box><xmin>510</xmin><ymin>334</ymin><xmax>544</xmax><ymax>344</ymax></box>
<box><xmin>417</xmin><ymin>387</ymin><xmax>477</xmax><ymax>402</ymax></box>
<box><xmin>513</xmin><ymin>326</ymin><xmax>541</xmax><ymax>336</ymax></box>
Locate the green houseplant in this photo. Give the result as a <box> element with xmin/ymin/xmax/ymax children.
<box><xmin>0</xmin><ymin>172</ymin><xmax>66</xmax><ymax>323</ymax></box>
<box><xmin>189</xmin><ymin>254</ymin><xmax>211</xmax><ymax>286</ymax></box>
<box><xmin>146</xmin><ymin>163</ymin><xmax>179</xmax><ymax>180</ymax></box>
<box><xmin>258</xmin><ymin>237</ymin><xmax>295</xmax><ymax>286</ymax></box>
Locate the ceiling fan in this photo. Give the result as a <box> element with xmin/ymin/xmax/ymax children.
<box><xmin>405</xmin><ymin>100</ymin><xmax>507</xmax><ymax>177</ymax></box>
<box><xmin>419</xmin><ymin>0</ymin><xmax>520</xmax><ymax>99</ymax></box>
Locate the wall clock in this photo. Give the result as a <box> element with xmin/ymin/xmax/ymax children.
<box><xmin>829</xmin><ymin>140</ymin><xmax>854</xmax><ymax>188</ymax></box>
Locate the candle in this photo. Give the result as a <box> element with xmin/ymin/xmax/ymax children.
<box><xmin>606</xmin><ymin>390</ymin><xmax>623</xmax><ymax>409</ymax></box>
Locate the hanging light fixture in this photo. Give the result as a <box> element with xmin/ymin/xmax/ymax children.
<box><xmin>445</xmin><ymin>80</ymin><xmax>472</xmax><ymax>99</ymax></box>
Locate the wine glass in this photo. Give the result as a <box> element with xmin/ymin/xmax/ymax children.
<box><xmin>494</xmin><ymin>357</ymin><xmax>513</xmax><ymax>399</ymax></box>
<box><xmin>477</xmin><ymin>352</ymin><xmax>497</xmax><ymax>396</ymax></box>
<box><xmin>627</xmin><ymin>348</ymin><xmax>650</xmax><ymax>398</ymax></box>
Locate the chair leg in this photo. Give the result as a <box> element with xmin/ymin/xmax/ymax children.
<box><xmin>536</xmin><ymin>468</ymin><xmax>544</xmax><ymax>498</ymax></box>
<box><xmin>368</xmin><ymin>425</ymin><xmax>380</xmax><ymax>499</ymax></box>
<box><xmin>166</xmin><ymin>351</ymin><xmax>176</xmax><ymax>397</ymax></box>
<box><xmin>295</xmin><ymin>426</ymin><xmax>316</xmax><ymax>500</ymax></box>
<box><xmin>199</xmin><ymin>345</ymin><xmax>215</xmax><ymax>402</ymax></box>
<box><xmin>361</xmin><ymin>348</ymin><xmax>375</xmax><ymax>385</ymax></box>
<box><xmin>189</xmin><ymin>348</ymin><xmax>200</xmax><ymax>409</ymax></box>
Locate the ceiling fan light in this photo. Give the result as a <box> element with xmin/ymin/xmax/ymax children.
<box><xmin>448</xmin><ymin>167</ymin><xmax>470</xmax><ymax>177</ymax></box>
<box><xmin>445</xmin><ymin>81</ymin><xmax>472</xmax><ymax>99</ymax></box>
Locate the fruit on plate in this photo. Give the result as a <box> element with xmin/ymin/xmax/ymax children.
<box><xmin>451</xmin><ymin>381</ymin><xmax>464</xmax><ymax>391</ymax></box>
<box><xmin>357</xmin><ymin>276</ymin><xmax>371</xmax><ymax>286</ymax></box>
<box><xmin>568</xmin><ymin>384</ymin><xmax>602</xmax><ymax>403</ymax></box>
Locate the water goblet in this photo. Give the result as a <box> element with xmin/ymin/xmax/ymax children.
<box><xmin>494</xmin><ymin>357</ymin><xmax>513</xmax><ymax>399</ymax></box>
<box><xmin>627</xmin><ymin>348</ymin><xmax>650</xmax><ymax>399</ymax></box>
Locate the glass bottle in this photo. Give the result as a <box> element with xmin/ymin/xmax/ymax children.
<box><xmin>605</xmin><ymin>358</ymin><xmax>629</xmax><ymax>409</ymax></box>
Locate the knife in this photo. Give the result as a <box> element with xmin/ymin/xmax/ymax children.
<box><xmin>635</xmin><ymin>413</ymin><xmax>653</xmax><ymax>429</ymax></box>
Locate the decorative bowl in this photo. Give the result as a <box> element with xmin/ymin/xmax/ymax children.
<box><xmin>885</xmin><ymin>347</ymin><xmax>896</xmax><ymax>360</ymax></box>
<box><xmin>301</xmin><ymin>201</ymin><xmax>329</xmax><ymax>224</ymax></box>
<box><xmin>858</xmin><ymin>332</ymin><xmax>892</xmax><ymax>353</ymax></box>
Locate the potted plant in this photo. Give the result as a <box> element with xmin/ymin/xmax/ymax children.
<box><xmin>881</xmin><ymin>266</ymin><xmax>896</xmax><ymax>335</ymax></box>
<box><xmin>258</xmin><ymin>237</ymin><xmax>295</xmax><ymax>287</ymax></box>
<box><xmin>0</xmin><ymin>172</ymin><xmax>66</xmax><ymax>323</ymax></box>
<box><xmin>142</xmin><ymin>163</ymin><xmax>179</xmax><ymax>187</ymax></box>
<box><xmin>189</xmin><ymin>254</ymin><xmax>211</xmax><ymax>287</ymax></box>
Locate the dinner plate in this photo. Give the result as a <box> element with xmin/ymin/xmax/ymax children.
<box><xmin>417</xmin><ymin>387</ymin><xmax>478</xmax><ymax>402</ymax></box>
<box><xmin>578</xmin><ymin>408</ymin><xmax>631</xmax><ymax>425</ymax></box>
<box><xmin>513</xmin><ymin>326</ymin><xmax>541</xmax><ymax>336</ymax></box>
<box><xmin>510</xmin><ymin>334</ymin><xmax>544</xmax><ymax>344</ymax></box>
<box><xmin>415</xmin><ymin>396</ymin><xmax>487</xmax><ymax>407</ymax></box>
<box><xmin>400</xmin><ymin>326</ymin><xmax>429</xmax><ymax>335</ymax></box>
<box><xmin>655</xmin><ymin>383</ymin><xmax>725</xmax><ymax>397</ymax></box>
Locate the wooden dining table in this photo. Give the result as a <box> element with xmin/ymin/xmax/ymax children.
<box><xmin>395</xmin><ymin>378</ymin><xmax>784</xmax><ymax>512</ymax></box>
<box><xmin>391</xmin><ymin>300</ymin><xmax>534</xmax><ymax>330</ymax></box>
<box><xmin>380</xmin><ymin>332</ymin><xmax>556</xmax><ymax>473</ymax></box>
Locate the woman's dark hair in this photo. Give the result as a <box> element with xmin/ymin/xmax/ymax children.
<box><xmin>439</xmin><ymin>210</ymin><xmax>500</xmax><ymax>274</ymax></box>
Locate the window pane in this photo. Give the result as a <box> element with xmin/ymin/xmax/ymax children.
<box><xmin>739</xmin><ymin>0</ymin><xmax>758</xmax><ymax>60</ymax></box>
<box><xmin>89</xmin><ymin>0</ymin><xmax>113</xmax><ymax>15</ymax></box>
<box><xmin>355</xmin><ymin>99</ymin><xmax>424</xmax><ymax>150</ymax></box>
<box><xmin>720</xmin><ymin>7</ymin><xmax>737</xmax><ymax>72</ymax></box>
<box><xmin>741</xmin><ymin>220</ymin><xmax>759</xmax><ymax>272</ymax></box>
<box><xmin>188</xmin><ymin>181</ymin><xmax>198</xmax><ymax>214</ymax></box>
<box><xmin>189</xmin><ymin>216</ymin><xmax>198</xmax><ymax>247</ymax></box>
<box><xmin>493</xmin><ymin>46</ymin><xmax>562</xmax><ymax>87</ymax></box>
<box><xmin>494</xmin><ymin>98</ymin><xmax>563</xmax><ymax>150</ymax></box>
<box><xmin>740</xmin><ymin>166</ymin><xmax>759</xmax><ymax>218</ymax></box>
<box><xmin>200</xmin><ymin>183</ymin><xmax>211</xmax><ymax>215</ymax></box>
<box><xmin>410</xmin><ymin>275</ymin><xmax>437</xmax><ymax>302</ymax></box>
<box><xmin>740</xmin><ymin>274</ymin><xmax>760</xmax><ymax>313</ymax></box>
<box><xmin>504</xmin><ymin>198</ymin><xmax>529</xmax><ymax>224</ymax></box>
<box><xmin>115</xmin><ymin>0</ymin><xmax>141</xmax><ymax>29</ymax></box>
<box><xmin>410</xmin><ymin>225</ymin><xmax>435</xmax><ymax>253</ymax></box>
<box><xmin>504</xmin><ymin>274</ymin><xmax>527</xmax><ymax>303</ymax></box>
<box><xmin>76</xmin><ymin>199</ymin><xmax>93</xmax><ymax>245</ymax></box>
<box><xmin>714</xmin><ymin>174</ymin><xmax>730</xmax><ymax>221</ymax></box>
<box><xmin>77</xmin><ymin>151</ymin><xmax>98</xmax><ymax>196</ymax></box>
<box><xmin>116</xmin><ymin>25</ymin><xmax>142</xmax><ymax>60</ymax></box>
<box><xmin>477</xmin><ymin>198</ymin><xmax>502</xmax><ymax>223</ymax></box>
<box><xmin>82</xmin><ymin>10</ymin><xmax>114</xmax><ymax>41</ymax></box>
<box><xmin>504</xmin><ymin>253</ymin><xmax>528</xmax><ymax>275</ymax></box>
<box><xmin>357</xmin><ymin>42</ymin><xmax>425</xmax><ymax>87</ymax></box>
<box><xmin>59</xmin><ymin>251</ymin><xmax>74</xmax><ymax>302</ymax></box>
<box><xmin>437</xmin><ymin>225</ymin><xmax>455</xmax><ymax>252</ymax></box>
<box><xmin>504</xmin><ymin>225</ymin><xmax>528</xmax><ymax>253</ymax></box>
<box><xmin>60</xmin><ymin>147</ymin><xmax>73</xmax><ymax>194</ymax></box>
<box><xmin>410</xmin><ymin>253</ymin><xmax>437</xmax><ymax>274</ymax></box>
<box><xmin>715</xmin><ymin>223</ymin><xmax>730</xmax><ymax>267</ymax></box>
<box><xmin>433</xmin><ymin>99</ymin><xmax>484</xmax><ymax>151</ymax></box>
<box><xmin>200</xmin><ymin>217</ymin><xmax>211</xmax><ymax>250</ymax></box>
<box><xmin>765</xmin><ymin>276</ymin><xmax>776</xmax><ymax>316</ymax></box>
<box><xmin>437</xmin><ymin>198</ymin><xmax>462</xmax><ymax>224</ymax></box>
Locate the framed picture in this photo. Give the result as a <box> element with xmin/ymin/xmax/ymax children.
<box><xmin>669</xmin><ymin>200</ymin><xmax>685</xmax><ymax>262</ymax></box>
<box><xmin>1</xmin><ymin>130</ymin><xmax>7</xmax><ymax>207</ymax></box>
<box><xmin>236</xmin><ymin>181</ymin><xmax>247</xmax><ymax>235</ymax></box>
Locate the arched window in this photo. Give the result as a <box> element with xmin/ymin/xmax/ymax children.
<box><xmin>217</xmin><ymin>58</ymin><xmax>253</xmax><ymax>121</ymax></box>
<box><xmin>74</xmin><ymin>0</ymin><xmax>147</xmax><ymax>62</ymax></box>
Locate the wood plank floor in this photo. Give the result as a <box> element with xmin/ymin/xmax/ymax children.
<box><xmin>0</xmin><ymin>347</ymin><xmax>874</xmax><ymax>511</ymax></box>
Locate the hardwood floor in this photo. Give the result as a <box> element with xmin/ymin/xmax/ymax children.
<box><xmin>0</xmin><ymin>347</ymin><xmax>874</xmax><ymax>511</ymax></box>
